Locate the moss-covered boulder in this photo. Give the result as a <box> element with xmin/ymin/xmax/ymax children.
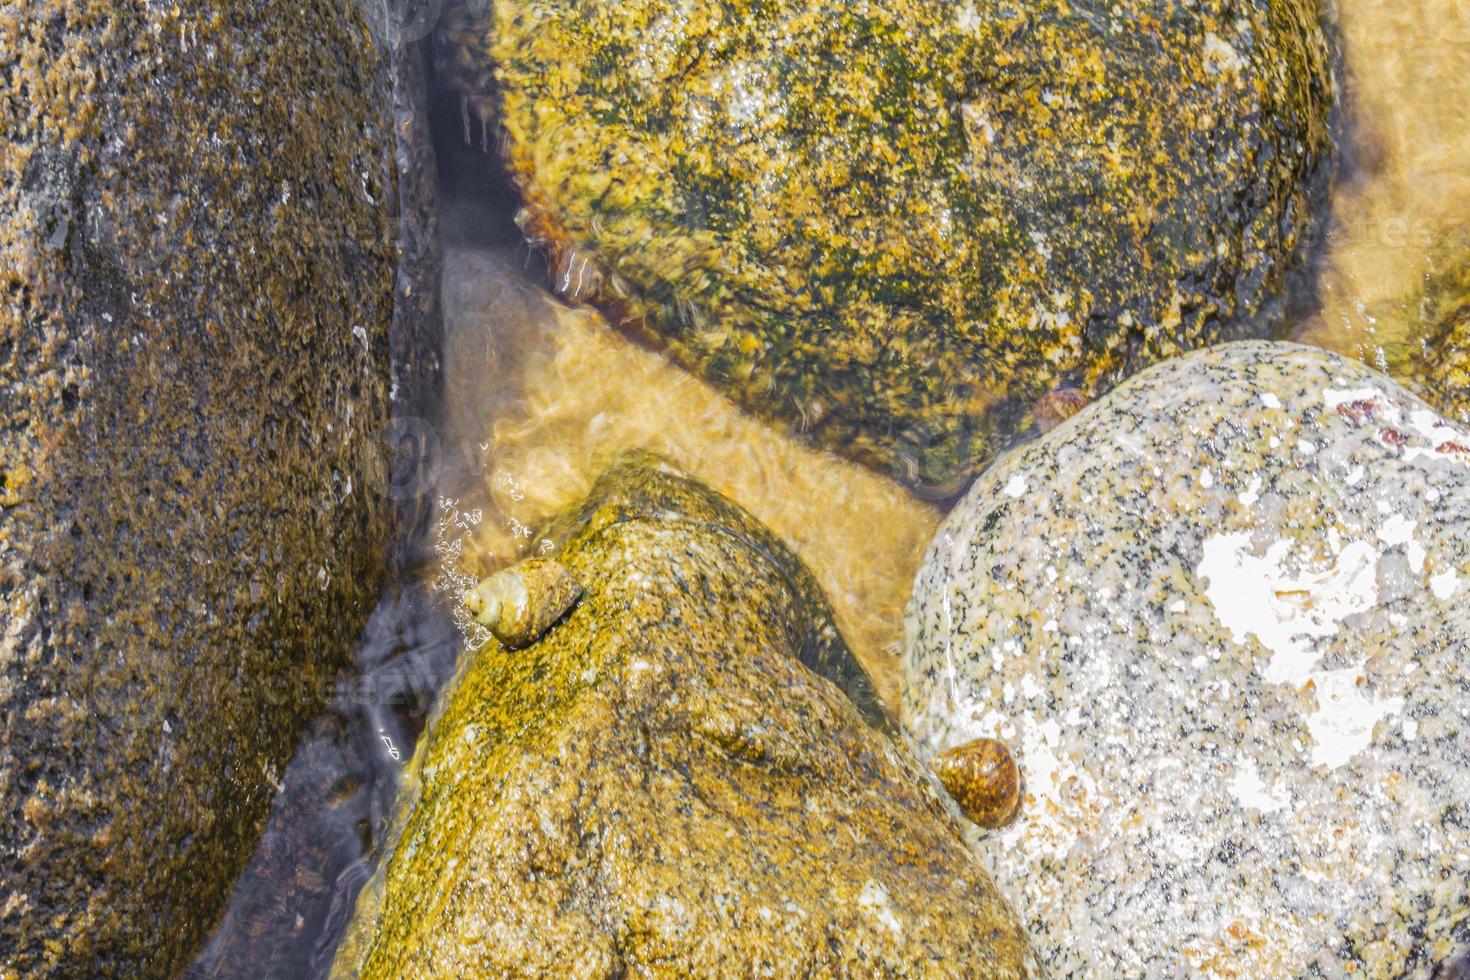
<box><xmin>1</xmin><ymin>2</ymin><xmax>405</xmax><ymax>973</ymax></box>
<box><xmin>440</xmin><ymin>0</ymin><xmax>1334</xmax><ymax>493</ymax></box>
<box><xmin>335</xmin><ymin>455</ymin><xmax>1033</xmax><ymax>977</ymax></box>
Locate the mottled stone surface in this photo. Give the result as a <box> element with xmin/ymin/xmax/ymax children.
<box><xmin>337</xmin><ymin>455</ymin><xmax>1033</xmax><ymax>977</ymax></box>
<box><xmin>444</xmin><ymin>0</ymin><xmax>1333</xmax><ymax>493</ymax></box>
<box><xmin>902</xmin><ymin>342</ymin><xmax>1470</xmax><ymax>976</ymax></box>
<box><xmin>1</xmin><ymin>2</ymin><xmax>405</xmax><ymax>973</ymax></box>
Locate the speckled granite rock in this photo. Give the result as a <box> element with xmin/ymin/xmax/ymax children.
<box><xmin>902</xmin><ymin>342</ymin><xmax>1470</xmax><ymax>976</ymax></box>
<box><xmin>336</xmin><ymin>455</ymin><xmax>1033</xmax><ymax>977</ymax></box>
<box><xmin>441</xmin><ymin>0</ymin><xmax>1334</xmax><ymax>493</ymax></box>
<box><xmin>1</xmin><ymin>2</ymin><xmax>407</xmax><ymax>973</ymax></box>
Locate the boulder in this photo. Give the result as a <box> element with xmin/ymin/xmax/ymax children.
<box><xmin>902</xmin><ymin>342</ymin><xmax>1470</xmax><ymax>974</ymax></box>
<box><xmin>1</xmin><ymin>1</ymin><xmax>405</xmax><ymax>972</ymax></box>
<box><xmin>445</xmin><ymin>0</ymin><xmax>1334</xmax><ymax>493</ymax></box>
<box><xmin>336</xmin><ymin>455</ymin><xmax>1033</xmax><ymax>977</ymax></box>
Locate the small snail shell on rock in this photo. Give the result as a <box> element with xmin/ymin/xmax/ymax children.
<box><xmin>1033</xmin><ymin>387</ymin><xmax>1092</xmax><ymax>434</ymax></box>
<box><xmin>464</xmin><ymin>558</ymin><xmax>583</xmax><ymax>648</ymax></box>
<box><xmin>932</xmin><ymin>737</ymin><xmax>1022</xmax><ymax>829</ymax></box>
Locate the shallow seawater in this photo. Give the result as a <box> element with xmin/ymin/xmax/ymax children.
<box><xmin>198</xmin><ymin>0</ymin><xmax>1470</xmax><ymax>972</ymax></box>
<box><xmin>187</xmin><ymin>578</ymin><xmax>461</xmax><ymax>979</ymax></box>
<box><xmin>434</xmin><ymin>242</ymin><xmax>940</xmax><ymax>706</ymax></box>
<box><xmin>1292</xmin><ymin>0</ymin><xmax>1470</xmax><ymax>374</ymax></box>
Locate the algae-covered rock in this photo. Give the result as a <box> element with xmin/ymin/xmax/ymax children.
<box><xmin>336</xmin><ymin>455</ymin><xmax>1033</xmax><ymax>977</ymax></box>
<box><xmin>902</xmin><ymin>342</ymin><xmax>1470</xmax><ymax>975</ymax></box>
<box><xmin>1</xmin><ymin>1</ymin><xmax>404</xmax><ymax>973</ymax></box>
<box><xmin>1412</xmin><ymin>235</ymin><xmax>1470</xmax><ymax>424</ymax></box>
<box><xmin>443</xmin><ymin>0</ymin><xmax>1335</xmax><ymax>493</ymax></box>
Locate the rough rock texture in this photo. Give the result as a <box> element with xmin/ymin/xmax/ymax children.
<box><xmin>1412</xmin><ymin>235</ymin><xmax>1470</xmax><ymax>424</ymax></box>
<box><xmin>902</xmin><ymin>342</ymin><xmax>1470</xmax><ymax>976</ymax></box>
<box><xmin>444</xmin><ymin>0</ymin><xmax>1334</xmax><ymax>494</ymax></box>
<box><xmin>188</xmin><ymin>583</ymin><xmax>463</xmax><ymax>980</ymax></box>
<box><xmin>337</xmin><ymin>455</ymin><xmax>1033</xmax><ymax>978</ymax></box>
<box><xmin>1</xmin><ymin>2</ymin><xmax>403</xmax><ymax>973</ymax></box>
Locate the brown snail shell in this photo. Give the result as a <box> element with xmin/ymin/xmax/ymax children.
<box><xmin>464</xmin><ymin>557</ymin><xmax>583</xmax><ymax>648</ymax></box>
<box><xmin>1033</xmin><ymin>387</ymin><xmax>1092</xmax><ymax>434</ymax></box>
<box><xmin>932</xmin><ymin>737</ymin><xmax>1022</xmax><ymax>829</ymax></box>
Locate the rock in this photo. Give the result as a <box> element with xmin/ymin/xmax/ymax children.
<box><xmin>451</xmin><ymin>0</ymin><xmax>1334</xmax><ymax>493</ymax></box>
<box><xmin>1</xmin><ymin>1</ymin><xmax>408</xmax><ymax>973</ymax></box>
<box><xmin>188</xmin><ymin>582</ymin><xmax>463</xmax><ymax>980</ymax></box>
<box><xmin>901</xmin><ymin>341</ymin><xmax>1470</xmax><ymax>975</ymax></box>
<box><xmin>336</xmin><ymin>455</ymin><xmax>1033</xmax><ymax>977</ymax></box>
<box><xmin>1412</xmin><ymin>234</ymin><xmax>1470</xmax><ymax>424</ymax></box>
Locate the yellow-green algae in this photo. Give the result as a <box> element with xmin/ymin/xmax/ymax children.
<box><xmin>336</xmin><ymin>455</ymin><xmax>1033</xmax><ymax>977</ymax></box>
<box><xmin>1</xmin><ymin>1</ymin><xmax>399</xmax><ymax>973</ymax></box>
<box><xmin>448</xmin><ymin>0</ymin><xmax>1334</xmax><ymax>493</ymax></box>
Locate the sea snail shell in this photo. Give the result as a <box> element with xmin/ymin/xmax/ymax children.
<box><xmin>464</xmin><ymin>557</ymin><xmax>583</xmax><ymax>648</ymax></box>
<box><xmin>1033</xmin><ymin>386</ymin><xmax>1092</xmax><ymax>435</ymax></box>
<box><xmin>932</xmin><ymin>737</ymin><xmax>1022</xmax><ymax>829</ymax></box>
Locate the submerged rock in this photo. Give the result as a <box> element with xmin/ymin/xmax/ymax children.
<box><xmin>438</xmin><ymin>242</ymin><xmax>940</xmax><ymax>708</ymax></box>
<box><xmin>455</xmin><ymin>0</ymin><xmax>1334</xmax><ymax>493</ymax></box>
<box><xmin>1412</xmin><ymin>235</ymin><xmax>1470</xmax><ymax>424</ymax></box>
<box><xmin>1</xmin><ymin>1</ymin><xmax>408</xmax><ymax>973</ymax></box>
<box><xmin>902</xmin><ymin>342</ymin><xmax>1470</xmax><ymax>975</ymax></box>
<box><xmin>337</xmin><ymin>455</ymin><xmax>1033</xmax><ymax>977</ymax></box>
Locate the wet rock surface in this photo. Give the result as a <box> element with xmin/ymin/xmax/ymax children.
<box><xmin>447</xmin><ymin>0</ymin><xmax>1335</xmax><ymax>493</ymax></box>
<box><xmin>1412</xmin><ymin>234</ymin><xmax>1470</xmax><ymax>424</ymax></box>
<box><xmin>1</xmin><ymin>1</ymin><xmax>407</xmax><ymax>972</ymax></box>
<box><xmin>337</xmin><ymin>455</ymin><xmax>1033</xmax><ymax>977</ymax></box>
<box><xmin>189</xmin><ymin>583</ymin><xmax>462</xmax><ymax>980</ymax></box>
<box><xmin>902</xmin><ymin>342</ymin><xmax>1470</xmax><ymax>975</ymax></box>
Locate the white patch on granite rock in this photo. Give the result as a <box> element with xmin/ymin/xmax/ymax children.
<box><xmin>1004</xmin><ymin>716</ymin><xmax>1100</xmax><ymax>863</ymax></box>
<box><xmin>956</xmin><ymin>1</ymin><xmax>982</xmax><ymax>32</ymax></box>
<box><xmin>1322</xmin><ymin>386</ymin><xmax>1387</xmax><ymax>411</ymax></box>
<box><xmin>1305</xmin><ymin>669</ymin><xmax>1405</xmax><ymax>768</ymax></box>
<box><xmin>1229</xmin><ymin>758</ymin><xmax>1288</xmax><ymax>813</ymax></box>
<box><xmin>1431</xmin><ymin>568</ymin><xmax>1461</xmax><ymax>599</ymax></box>
<box><xmin>1408</xmin><ymin>540</ymin><xmax>1428</xmax><ymax>574</ymax></box>
<box><xmin>1377</xmin><ymin>513</ymin><xmax>1416</xmax><ymax>546</ymax></box>
<box><xmin>1196</xmin><ymin>532</ymin><xmax>1379</xmax><ymax>684</ymax></box>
